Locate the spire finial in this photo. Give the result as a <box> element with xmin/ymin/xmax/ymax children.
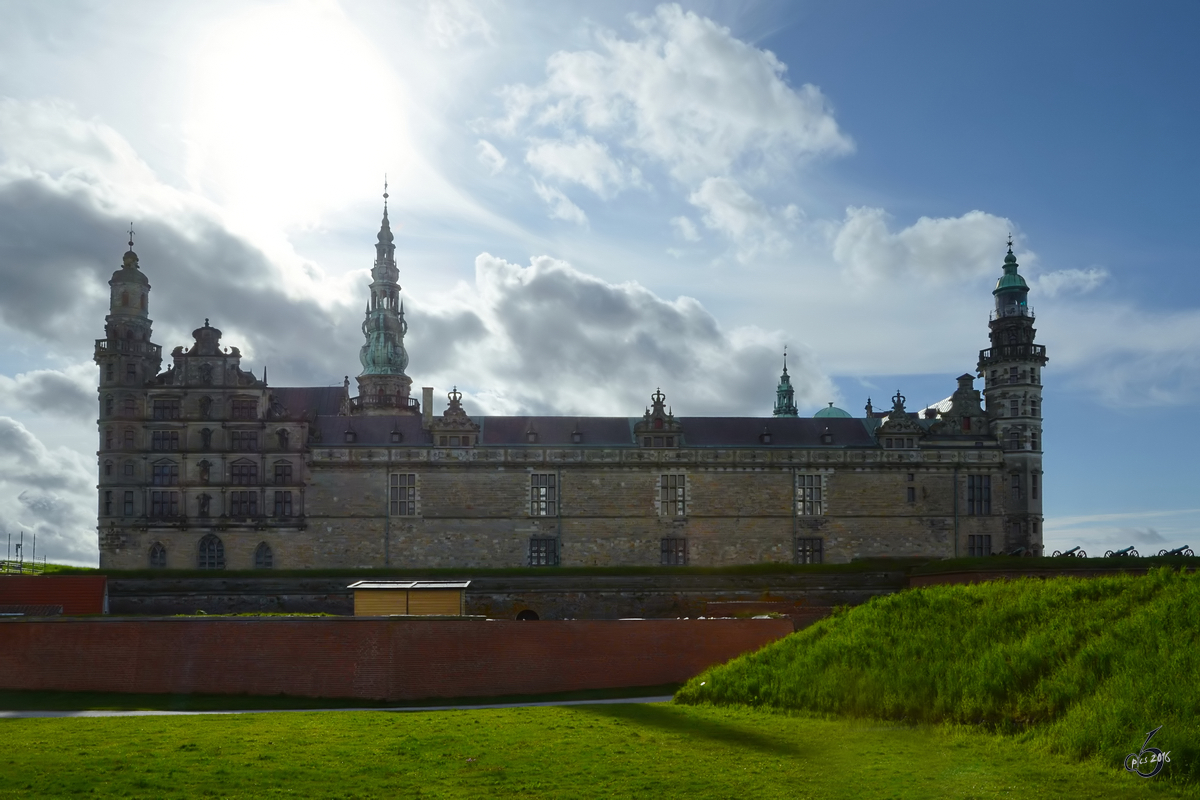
<box><xmin>127</xmin><ymin>223</ymin><xmax>135</xmax><ymax>252</ymax></box>
<box><xmin>782</xmin><ymin>345</ymin><xmax>789</xmax><ymax>374</ymax></box>
<box><xmin>1007</xmin><ymin>233</ymin><xmax>1013</xmax><ymax>252</ymax></box>
<box><xmin>383</xmin><ymin>174</ymin><xmax>389</xmax><ymax>211</ymax></box>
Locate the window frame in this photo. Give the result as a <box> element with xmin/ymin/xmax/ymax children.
<box><xmin>660</xmin><ymin>537</ymin><xmax>687</xmax><ymax>566</ymax></box>
<box><xmin>966</xmin><ymin>474</ymin><xmax>992</xmax><ymax>515</ymax></box>
<box><xmin>198</xmin><ymin>534</ymin><xmax>225</xmax><ymax>570</ymax></box>
<box><xmin>659</xmin><ymin>473</ymin><xmax>686</xmax><ymax>517</ymax></box>
<box><xmin>389</xmin><ymin>473</ymin><xmax>417</xmax><ymax>516</ymax></box>
<box><xmin>796</xmin><ymin>473</ymin><xmax>825</xmax><ymax>516</ymax></box>
<box><xmin>273</xmin><ymin>490</ymin><xmax>293</xmax><ymax>517</ymax></box>
<box><xmin>796</xmin><ymin>537</ymin><xmax>823</xmax><ymax>564</ymax></box>
<box><xmin>967</xmin><ymin>534</ymin><xmax>992</xmax><ymax>557</ymax></box>
<box><xmin>529</xmin><ymin>537</ymin><xmax>559</xmax><ymax>567</ymax></box>
<box><xmin>530</xmin><ymin>473</ymin><xmax>557</xmax><ymax>517</ymax></box>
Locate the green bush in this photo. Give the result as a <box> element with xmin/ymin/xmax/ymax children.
<box><xmin>676</xmin><ymin>567</ymin><xmax>1200</xmax><ymax>784</ymax></box>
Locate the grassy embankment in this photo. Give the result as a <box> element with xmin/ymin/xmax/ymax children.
<box><xmin>677</xmin><ymin>566</ymin><xmax>1200</xmax><ymax>786</ymax></box>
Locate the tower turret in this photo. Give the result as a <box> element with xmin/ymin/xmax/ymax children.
<box><xmin>773</xmin><ymin>351</ymin><xmax>798</xmax><ymax>417</ymax></box>
<box><xmin>978</xmin><ymin>240</ymin><xmax>1047</xmax><ymax>555</ymax></box>
<box><xmin>353</xmin><ymin>183</ymin><xmax>416</xmax><ymax>415</ymax></box>
<box><xmin>95</xmin><ymin>226</ymin><xmax>162</xmax><ymax>394</ymax></box>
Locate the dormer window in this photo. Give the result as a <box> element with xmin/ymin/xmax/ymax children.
<box><xmin>390</xmin><ymin>429</ymin><xmax>402</xmax><ymax>443</ymax></box>
<box><xmin>526</xmin><ymin>431</ymin><xmax>538</xmax><ymax>443</ymax></box>
<box><xmin>344</xmin><ymin>429</ymin><xmax>356</xmax><ymax>443</ymax></box>
<box><xmin>571</xmin><ymin>428</ymin><xmax>582</xmax><ymax>444</ymax></box>
<box><xmin>760</xmin><ymin>428</ymin><xmax>772</xmax><ymax>445</ymax></box>
<box><xmin>821</xmin><ymin>433</ymin><xmax>833</xmax><ymax>445</ymax></box>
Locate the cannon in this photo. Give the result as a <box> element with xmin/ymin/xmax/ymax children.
<box><xmin>1104</xmin><ymin>546</ymin><xmax>1140</xmax><ymax>558</ymax></box>
<box><xmin>1157</xmin><ymin>545</ymin><xmax>1195</xmax><ymax>557</ymax></box>
<box><xmin>1051</xmin><ymin>546</ymin><xmax>1086</xmax><ymax>558</ymax></box>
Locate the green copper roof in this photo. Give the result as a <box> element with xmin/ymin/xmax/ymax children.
<box><xmin>993</xmin><ymin>245</ymin><xmax>1029</xmax><ymax>295</ymax></box>
<box><xmin>814</xmin><ymin>403</ymin><xmax>851</xmax><ymax>419</ymax></box>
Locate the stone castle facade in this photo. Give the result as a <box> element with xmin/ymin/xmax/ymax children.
<box><xmin>94</xmin><ymin>206</ymin><xmax>1047</xmax><ymax>570</ymax></box>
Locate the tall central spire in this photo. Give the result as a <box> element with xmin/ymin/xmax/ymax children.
<box><xmin>773</xmin><ymin>349</ymin><xmax>798</xmax><ymax>417</ymax></box>
<box><xmin>353</xmin><ymin>182</ymin><xmax>415</xmax><ymax>415</ymax></box>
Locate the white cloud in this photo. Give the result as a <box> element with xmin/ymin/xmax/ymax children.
<box><xmin>409</xmin><ymin>252</ymin><xmax>833</xmax><ymax>416</ymax></box>
<box><xmin>670</xmin><ymin>215</ymin><xmax>699</xmax><ymax>241</ymax></box>
<box><xmin>524</xmin><ymin>135</ymin><xmax>635</xmax><ymax>197</ymax></box>
<box><xmin>424</xmin><ymin>0</ymin><xmax>493</xmax><ymax>48</ymax></box>
<box><xmin>476</xmin><ymin>138</ymin><xmax>507</xmax><ymax>174</ymax></box>
<box><xmin>0</xmin><ymin>365</ymin><xmax>95</xmax><ymax>419</ymax></box>
<box><xmin>1034</xmin><ymin>267</ymin><xmax>1108</xmax><ymax>297</ymax></box>
<box><xmin>531</xmin><ymin>179</ymin><xmax>587</xmax><ymax>225</ymax></box>
<box><xmin>496</xmin><ymin>3</ymin><xmax>851</xmax><ymax>183</ymax></box>
<box><xmin>0</xmin><ymin>416</ymin><xmax>97</xmax><ymax>565</ymax></box>
<box><xmin>688</xmin><ymin>177</ymin><xmax>795</xmax><ymax>260</ymax></box>
<box><xmin>831</xmin><ymin>206</ymin><xmax>1014</xmax><ymax>285</ymax></box>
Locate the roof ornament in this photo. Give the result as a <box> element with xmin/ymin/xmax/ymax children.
<box><xmin>127</xmin><ymin>222</ymin><xmax>135</xmax><ymax>252</ymax></box>
<box><xmin>383</xmin><ymin>173</ymin><xmax>389</xmax><ymax>214</ymax></box>
<box><xmin>892</xmin><ymin>390</ymin><xmax>906</xmax><ymax>413</ymax></box>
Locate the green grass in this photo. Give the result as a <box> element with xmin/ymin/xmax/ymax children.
<box><xmin>676</xmin><ymin>567</ymin><xmax>1200</xmax><ymax>788</ymax></box>
<box><xmin>0</xmin><ymin>704</ymin><xmax>1185</xmax><ymax>798</ymax></box>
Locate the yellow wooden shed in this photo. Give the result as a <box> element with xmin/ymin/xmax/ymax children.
<box><xmin>348</xmin><ymin>580</ymin><xmax>471</xmax><ymax>616</ymax></box>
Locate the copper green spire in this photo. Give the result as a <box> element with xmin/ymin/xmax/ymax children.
<box><xmin>359</xmin><ymin>183</ymin><xmax>409</xmax><ymax>377</ymax></box>
<box><xmin>993</xmin><ymin>236</ymin><xmax>1031</xmax><ymax>318</ymax></box>
<box><xmin>773</xmin><ymin>348</ymin><xmax>798</xmax><ymax>417</ymax></box>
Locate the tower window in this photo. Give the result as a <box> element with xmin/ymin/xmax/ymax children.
<box><xmin>797</xmin><ymin>474</ymin><xmax>824</xmax><ymax>515</ymax></box>
<box><xmin>1032</xmin><ymin>473</ymin><xmax>1040</xmax><ymax>500</ymax></box>
<box><xmin>123</xmin><ymin>491</ymin><xmax>134</xmax><ymax>516</ymax></box>
<box><xmin>1030</xmin><ymin>398</ymin><xmax>1039</xmax><ymax>417</ymax></box>
<box><xmin>255</xmin><ymin>542</ymin><xmax>274</xmax><ymax>569</ymax></box>
<box><xmin>104</xmin><ymin>428</ymin><xmax>114</xmax><ymax>449</ymax></box>
<box><xmin>139</xmin><ymin>294</ymin><xmax>146</xmax><ymax>310</ymax></box>
<box><xmin>103</xmin><ymin>491</ymin><xmax>112</xmax><ymax>515</ymax></box>
<box><xmin>126</xmin><ymin>362</ymin><xmax>136</xmax><ymax>382</ymax></box>
<box><xmin>198</xmin><ymin>535</ymin><xmax>225</xmax><ymax>570</ymax></box>
<box><xmin>1031</xmin><ymin>431</ymin><xmax>1039</xmax><ymax>451</ymax></box>
<box><xmin>529</xmin><ymin>538</ymin><xmax>558</xmax><ymax>567</ymax></box>
<box><xmin>967</xmin><ymin>475</ymin><xmax>991</xmax><ymax>515</ymax></box>
<box><xmin>1009</xmin><ymin>430</ymin><xmax>1021</xmax><ymax>450</ymax></box>
<box><xmin>796</xmin><ymin>538</ymin><xmax>823</xmax><ymax>564</ymax></box>
<box><xmin>123</xmin><ymin>461</ymin><xmax>134</xmax><ymax>477</ymax></box>
<box><xmin>530</xmin><ymin>474</ymin><xmax>557</xmax><ymax>516</ymax></box>
<box><xmin>121</xmin><ymin>291</ymin><xmax>129</xmax><ymax>307</ymax></box>
<box><xmin>390</xmin><ymin>473</ymin><xmax>417</xmax><ymax>516</ymax></box>
<box><xmin>106</xmin><ymin>363</ymin><xmax>114</xmax><ymax>382</ymax></box>
<box><xmin>124</xmin><ymin>397</ymin><xmax>137</xmax><ymax>416</ymax></box>
<box><xmin>123</xmin><ymin>428</ymin><xmax>136</xmax><ymax>448</ymax></box>
<box><xmin>661</xmin><ymin>538</ymin><xmax>687</xmax><ymax>566</ymax></box>
<box><xmin>105</xmin><ymin>395</ymin><xmax>114</xmax><ymax>415</ymax></box>
<box><xmin>660</xmin><ymin>474</ymin><xmax>686</xmax><ymax>517</ymax></box>
<box><xmin>1008</xmin><ymin>367</ymin><xmax>1018</xmax><ymax>384</ymax></box>
<box><xmin>231</xmin><ymin>463</ymin><xmax>258</xmax><ymax>485</ymax></box>
<box><xmin>1012</xmin><ymin>473</ymin><xmax>1023</xmax><ymax>501</ymax></box>
<box><xmin>104</xmin><ymin>460</ymin><xmax>113</xmax><ymax>477</ymax></box>
<box><xmin>1009</xmin><ymin>399</ymin><xmax>1019</xmax><ymax>417</ymax></box>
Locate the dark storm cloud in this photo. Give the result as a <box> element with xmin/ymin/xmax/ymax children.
<box><xmin>0</xmin><ymin>367</ymin><xmax>94</xmax><ymax>418</ymax></box>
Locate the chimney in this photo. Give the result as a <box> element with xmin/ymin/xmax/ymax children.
<box><xmin>422</xmin><ymin>386</ymin><xmax>434</xmax><ymax>427</ymax></box>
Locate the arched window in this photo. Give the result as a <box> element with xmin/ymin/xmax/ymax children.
<box><xmin>198</xmin><ymin>534</ymin><xmax>225</xmax><ymax>570</ymax></box>
<box><xmin>149</xmin><ymin>542</ymin><xmax>167</xmax><ymax>568</ymax></box>
<box><xmin>254</xmin><ymin>542</ymin><xmax>273</xmax><ymax>570</ymax></box>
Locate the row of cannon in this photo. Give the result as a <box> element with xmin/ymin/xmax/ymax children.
<box><xmin>1050</xmin><ymin>545</ymin><xmax>1195</xmax><ymax>558</ymax></box>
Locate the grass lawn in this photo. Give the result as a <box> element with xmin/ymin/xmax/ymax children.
<box><xmin>0</xmin><ymin>704</ymin><xmax>1185</xmax><ymax>799</ymax></box>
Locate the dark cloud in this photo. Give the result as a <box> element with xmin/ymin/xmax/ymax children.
<box><xmin>0</xmin><ymin>368</ymin><xmax>94</xmax><ymax>418</ymax></box>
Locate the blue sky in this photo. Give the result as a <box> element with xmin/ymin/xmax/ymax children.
<box><xmin>0</xmin><ymin>1</ymin><xmax>1197</xmax><ymax>564</ymax></box>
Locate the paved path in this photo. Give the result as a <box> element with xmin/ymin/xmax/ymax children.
<box><xmin>0</xmin><ymin>695</ymin><xmax>674</xmax><ymax>719</ymax></box>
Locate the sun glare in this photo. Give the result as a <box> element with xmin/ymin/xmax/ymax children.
<box><xmin>186</xmin><ymin>1</ymin><xmax>412</xmax><ymax>232</ymax></box>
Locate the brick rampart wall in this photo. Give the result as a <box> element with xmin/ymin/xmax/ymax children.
<box><xmin>0</xmin><ymin>617</ymin><xmax>792</xmax><ymax>701</ymax></box>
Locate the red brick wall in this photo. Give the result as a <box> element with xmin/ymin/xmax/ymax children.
<box><xmin>0</xmin><ymin>617</ymin><xmax>792</xmax><ymax>701</ymax></box>
<box><xmin>0</xmin><ymin>576</ymin><xmax>107</xmax><ymax>615</ymax></box>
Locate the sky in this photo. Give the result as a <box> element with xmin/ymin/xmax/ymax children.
<box><xmin>0</xmin><ymin>0</ymin><xmax>1197</xmax><ymax>565</ymax></box>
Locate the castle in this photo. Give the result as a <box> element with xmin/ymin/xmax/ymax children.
<box><xmin>94</xmin><ymin>201</ymin><xmax>1047</xmax><ymax>570</ymax></box>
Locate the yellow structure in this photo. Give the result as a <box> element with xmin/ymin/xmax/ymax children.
<box><xmin>348</xmin><ymin>580</ymin><xmax>470</xmax><ymax>616</ymax></box>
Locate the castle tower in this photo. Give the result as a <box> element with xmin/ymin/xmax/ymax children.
<box><xmin>978</xmin><ymin>240</ymin><xmax>1048</xmax><ymax>555</ymax></box>
<box><xmin>94</xmin><ymin>228</ymin><xmax>163</xmax><ymax>553</ymax></box>
<box><xmin>354</xmin><ymin>184</ymin><xmax>416</xmax><ymax>415</ymax></box>
<box><xmin>773</xmin><ymin>351</ymin><xmax>798</xmax><ymax>417</ymax></box>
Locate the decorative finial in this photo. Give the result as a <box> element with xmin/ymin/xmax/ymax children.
<box><xmin>1007</xmin><ymin>233</ymin><xmax>1013</xmax><ymax>251</ymax></box>
<box><xmin>204</xmin><ymin>318</ymin><xmax>209</xmax><ymax>327</ymax></box>
<box><xmin>383</xmin><ymin>174</ymin><xmax>389</xmax><ymax>210</ymax></box>
<box><xmin>127</xmin><ymin>222</ymin><xmax>135</xmax><ymax>252</ymax></box>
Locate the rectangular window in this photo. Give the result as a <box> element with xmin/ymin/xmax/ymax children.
<box><xmin>274</xmin><ymin>462</ymin><xmax>293</xmax><ymax>484</ymax></box>
<box><xmin>231</xmin><ymin>431</ymin><xmax>258</xmax><ymax>451</ymax></box>
<box><xmin>1031</xmin><ymin>473</ymin><xmax>1039</xmax><ymax>500</ymax></box>
<box><xmin>123</xmin><ymin>461</ymin><xmax>134</xmax><ymax>477</ymax></box>
<box><xmin>530</xmin><ymin>474</ymin><xmax>557</xmax><ymax>516</ymax></box>
<box><xmin>1030</xmin><ymin>398</ymin><xmax>1039</xmax><ymax>417</ymax></box>
<box><xmin>104</xmin><ymin>491</ymin><xmax>112</xmax><ymax>516</ymax></box>
<box><xmin>796</xmin><ymin>537</ymin><xmax>823</xmax><ymax>564</ymax></box>
<box><xmin>231</xmin><ymin>398</ymin><xmax>257</xmax><ymax>420</ymax></box>
<box><xmin>907</xmin><ymin>486</ymin><xmax>916</xmax><ymax>503</ymax></box>
<box><xmin>1009</xmin><ymin>430</ymin><xmax>1021</xmax><ymax>450</ymax></box>
<box><xmin>123</xmin><ymin>397</ymin><xmax>135</xmax><ymax>416</ymax></box>
<box><xmin>152</xmin><ymin>398</ymin><xmax>180</xmax><ymax>420</ymax></box>
<box><xmin>797</xmin><ymin>474</ymin><xmax>823</xmax><ymax>515</ymax></box>
<box><xmin>106</xmin><ymin>363</ymin><xmax>114</xmax><ymax>382</ymax></box>
<box><xmin>230</xmin><ymin>491</ymin><xmax>258</xmax><ymax>516</ymax></box>
<box><xmin>1012</xmin><ymin>473</ymin><xmax>1023</xmax><ymax>501</ymax></box>
<box><xmin>151</xmin><ymin>463</ymin><xmax>179</xmax><ymax>486</ymax></box>
<box><xmin>105</xmin><ymin>429</ymin><xmax>113</xmax><ymax>448</ymax></box>
<box><xmin>1030</xmin><ymin>431</ymin><xmax>1039</xmax><ymax>451</ymax></box>
<box><xmin>968</xmin><ymin>534</ymin><xmax>992</xmax><ymax>557</ymax></box>
<box><xmin>123</xmin><ymin>491</ymin><xmax>134</xmax><ymax>516</ymax></box>
<box><xmin>529</xmin><ymin>537</ymin><xmax>558</xmax><ymax>567</ymax></box>
<box><xmin>660</xmin><ymin>474</ymin><xmax>686</xmax><ymax>516</ymax></box>
<box><xmin>125</xmin><ymin>362</ymin><xmax>136</xmax><ymax>381</ymax></box>
<box><xmin>661</xmin><ymin>538</ymin><xmax>687</xmax><ymax>566</ymax></box>
<box><xmin>231</xmin><ymin>463</ymin><xmax>258</xmax><ymax>485</ymax></box>
<box><xmin>967</xmin><ymin>475</ymin><xmax>992</xmax><ymax>515</ymax></box>
<box><xmin>1008</xmin><ymin>367</ymin><xmax>1018</xmax><ymax>385</ymax></box>
<box><xmin>124</xmin><ymin>429</ymin><xmax>136</xmax><ymax>448</ymax></box>
<box><xmin>389</xmin><ymin>473</ymin><xmax>417</xmax><ymax>516</ymax></box>
<box><xmin>151</xmin><ymin>431</ymin><xmax>179</xmax><ymax>451</ymax></box>
<box><xmin>1009</xmin><ymin>398</ymin><xmax>1019</xmax><ymax>417</ymax></box>
<box><xmin>150</xmin><ymin>491</ymin><xmax>179</xmax><ymax>518</ymax></box>
<box><xmin>274</xmin><ymin>490</ymin><xmax>292</xmax><ymax>516</ymax></box>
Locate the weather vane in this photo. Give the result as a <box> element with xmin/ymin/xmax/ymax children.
<box><xmin>127</xmin><ymin>222</ymin><xmax>135</xmax><ymax>250</ymax></box>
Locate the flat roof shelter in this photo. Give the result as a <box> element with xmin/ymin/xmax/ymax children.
<box><xmin>348</xmin><ymin>580</ymin><xmax>470</xmax><ymax>617</ymax></box>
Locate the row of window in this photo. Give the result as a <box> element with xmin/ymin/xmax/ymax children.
<box><xmin>526</xmin><ymin>536</ymin><xmax>826</xmax><ymax>567</ymax></box>
<box><xmin>148</xmin><ymin>537</ymin><xmax>273</xmax><ymax>570</ymax></box>
<box><xmin>107</xmin><ymin>460</ymin><xmax>295</xmax><ymax>486</ymax></box>
<box><xmin>104</xmin><ymin>490</ymin><xmax>296</xmax><ymax>519</ymax></box>
<box><xmin>102</xmin><ymin>427</ymin><xmax>291</xmax><ymax>452</ymax></box>
<box><xmin>987</xmin><ymin>366</ymin><xmax>1041</xmax><ymax>387</ymax></box>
